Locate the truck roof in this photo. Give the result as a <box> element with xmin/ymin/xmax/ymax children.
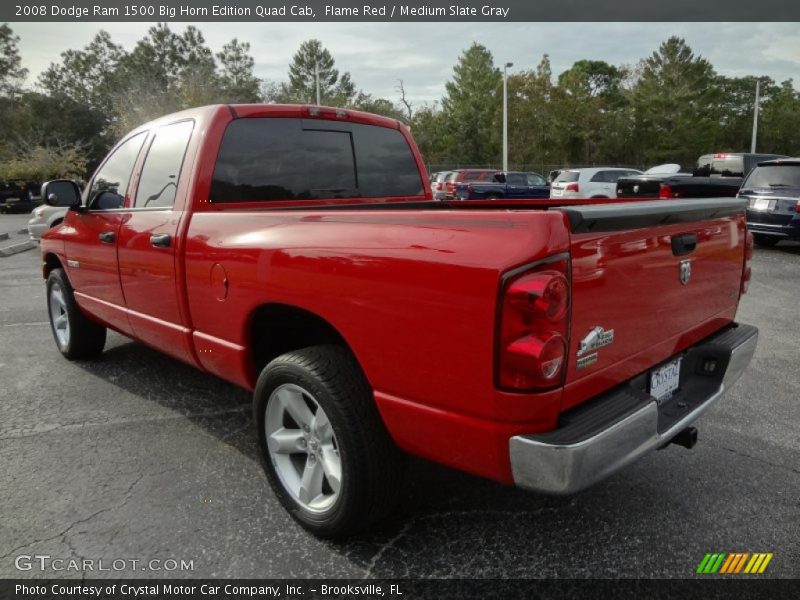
<box><xmin>130</xmin><ymin>104</ymin><xmax>404</xmax><ymax>135</ymax></box>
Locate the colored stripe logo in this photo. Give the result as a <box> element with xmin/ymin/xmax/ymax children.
<box><xmin>697</xmin><ymin>552</ymin><xmax>773</xmax><ymax>574</ymax></box>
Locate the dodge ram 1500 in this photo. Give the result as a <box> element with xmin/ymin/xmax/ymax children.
<box><xmin>40</xmin><ymin>105</ymin><xmax>758</xmax><ymax>536</ymax></box>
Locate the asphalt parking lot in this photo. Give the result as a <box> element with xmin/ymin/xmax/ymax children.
<box><xmin>0</xmin><ymin>212</ymin><xmax>797</xmax><ymax>580</ymax></box>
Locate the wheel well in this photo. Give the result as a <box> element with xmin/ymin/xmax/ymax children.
<box><xmin>43</xmin><ymin>253</ymin><xmax>63</xmax><ymax>278</ymax></box>
<box><xmin>249</xmin><ymin>304</ymin><xmax>351</xmax><ymax>376</ymax></box>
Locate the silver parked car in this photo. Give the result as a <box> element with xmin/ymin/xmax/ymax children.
<box><xmin>28</xmin><ymin>205</ymin><xmax>67</xmax><ymax>240</ymax></box>
<box><xmin>429</xmin><ymin>171</ymin><xmax>453</xmax><ymax>201</ymax></box>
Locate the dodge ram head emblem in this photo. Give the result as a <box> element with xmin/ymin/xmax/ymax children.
<box><xmin>680</xmin><ymin>259</ymin><xmax>692</xmax><ymax>285</ymax></box>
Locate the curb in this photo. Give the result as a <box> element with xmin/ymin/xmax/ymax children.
<box><xmin>0</xmin><ymin>240</ymin><xmax>37</xmax><ymax>257</ymax></box>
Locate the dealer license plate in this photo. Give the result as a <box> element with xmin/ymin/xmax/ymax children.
<box><xmin>649</xmin><ymin>358</ymin><xmax>682</xmax><ymax>402</ymax></box>
<box><xmin>750</xmin><ymin>198</ymin><xmax>774</xmax><ymax>210</ymax></box>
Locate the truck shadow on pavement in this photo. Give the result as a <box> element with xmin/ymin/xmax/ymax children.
<box><xmin>68</xmin><ymin>333</ymin><xmax>675</xmax><ymax>578</ymax></box>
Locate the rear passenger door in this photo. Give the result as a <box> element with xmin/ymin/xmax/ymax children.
<box><xmin>117</xmin><ymin>119</ymin><xmax>196</xmax><ymax>363</ymax></box>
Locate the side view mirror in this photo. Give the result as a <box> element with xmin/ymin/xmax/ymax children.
<box><xmin>88</xmin><ymin>190</ymin><xmax>124</xmax><ymax>211</ymax></box>
<box><xmin>42</xmin><ymin>180</ymin><xmax>82</xmax><ymax>210</ymax></box>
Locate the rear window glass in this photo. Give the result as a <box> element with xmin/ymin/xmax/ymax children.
<box><xmin>743</xmin><ymin>165</ymin><xmax>800</xmax><ymax>189</ymax></box>
<box><xmin>210</xmin><ymin>118</ymin><xmax>424</xmax><ymax>202</ymax></box>
<box><xmin>554</xmin><ymin>171</ymin><xmax>580</xmax><ymax>183</ymax></box>
<box><xmin>695</xmin><ymin>155</ymin><xmax>745</xmax><ymax>177</ymax></box>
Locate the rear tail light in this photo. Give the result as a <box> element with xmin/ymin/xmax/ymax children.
<box><xmin>437</xmin><ymin>183</ymin><xmax>443</xmax><ymax>190</ymax></box>
<box><xmin>497</xmin><ymin>257</ymin><xmax>570</xmax><ymax>391</ymax></box>
<box><xmin>795</xmin><ymin>200</ymin><xmax>800</xmax><ymax>212</ymax></box>
<box><xmin>659</xmin><ymin>183</ymin><xmax>682</xmax><ymax>199</ymax></box>
<box><xmin>565</xmin><ymin>183</ymin><xmax>579</xmax><ymax>193</ymax></box>
<box><xmin>742</xmin><ymin>230</ymin><xmax>754</xmax><ymax>294</ymax></box>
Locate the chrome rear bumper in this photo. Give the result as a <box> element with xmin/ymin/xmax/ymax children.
<box><xmin>509</xmin><ymin>323</ymin><xmax>758</xmax><ymax>494</ymax></box>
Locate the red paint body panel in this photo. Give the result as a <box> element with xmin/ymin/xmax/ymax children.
<box><xmin>561</xmin><ymin>215</ymin><xmax>745</xmax><ymax>410</ymax></box>
<box><xmin>39</xmin><ymin>104</ymin><xmax>748</xmax><ymax>485</ymax></box>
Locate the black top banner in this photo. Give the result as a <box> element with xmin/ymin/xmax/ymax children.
<box><xmin>3</xmin><ymin>0</ymin><xmax>799</xmax><ymax>22</ymax></box>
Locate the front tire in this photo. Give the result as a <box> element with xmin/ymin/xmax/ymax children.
<box><xmin>753</xmin><ymin>234</ymin><xmax>780</xmax><ymax>248</ymax></box>
<box><xmin>46</xmin><ymin>269</ymin><xmax>106</xmax><ymax>359</ymax></box>
<box><xmin>254</xmin><ymin>345</ymin><xmax>404</xmax><ymax>537</ymax></box>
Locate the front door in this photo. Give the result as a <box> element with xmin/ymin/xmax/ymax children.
<box><xmin>63</xmin><ymin>132</ymin><xmax>148</xmax><ymax>334</ymax></box>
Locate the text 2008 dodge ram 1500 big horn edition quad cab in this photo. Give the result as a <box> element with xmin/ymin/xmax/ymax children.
<box><xmin>39</xmin><ymin>105</ymin><xmax>758</xmax><ymax>537</ymax></box>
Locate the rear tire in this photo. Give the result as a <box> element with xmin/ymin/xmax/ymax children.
<box><xmin>46</xmin><ymin>268</ymin><xmax>107</xmax><ymax>360</ymax></box>
<box><xmin>753</xmin><ymin>234</ymin><xmax>780</xmax><ymax>248</ymax></box>
<box><xmin>254</xmin><ymin>345</ymin><xmax>405</xmax><ymax>537</ymax></box>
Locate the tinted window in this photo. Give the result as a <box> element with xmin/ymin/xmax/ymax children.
<box><xmin>589</xmin><ymin>170</ymin><xmax>610</xmax><ymax>183</ymax></box>
<box><xmin>743</xmin><ymin>165</ymin><xmax>800</xmax><ymax>189</ymax></box>
<box><xmin>87</xmin><ymin>132</ymin><xmax>147</xmax><ymax>208</ymax></box>
<box><xmin>554</xmin><ymin>171</ymin><xmax>580</xmax><ymax>183</ymax></box>
<box><xmin>210</xmin><ymin>118</ymin><xmax>423</xmax><ymax>202</ymax></box>
<box><xmin>506</xmin><ymin>173</ymin><xmax>525</xmax><ymax>185</ymax></box>
<box><xmin>695</xmin><ymin>155</ymin><xmax>745</xmax><ymax>177</ymax></box>
<box><xmin>135</xmin><ymin>120</ymin><xmax>194</xmax><ymax>208</ymax></box>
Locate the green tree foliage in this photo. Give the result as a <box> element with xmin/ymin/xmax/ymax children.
<box><xmin>0</xmin><ymin>23</ymin><xmax>27</xmax><ymax>97</ymax></box>
<box><xmin>630</xmin><ymin>36</ymin><xmax>720</xmax><ymax>166</ymax></box>
<box><xmin>268</xmin><ymin>39</ymin><xmax>357</xmax><ymax>105</ymax></box>
<box><xmin>440</xmin><ymin>43</ymin><xmax>501</xmax><ymax>164</ymax></box>
<box><xmin>110</xmin><ymin>24</ymin><xmax>220</xmax><ymax>135</ymax></box>
<box><xmin>39</xmin><ymin>30</ymin><xmax>123</xmax><ymax>116</ymax></box>
<box><xmin>0</xmin><ymin>142</ymin><xmax>87</xmax><ymax>181</ymax></box>
<box><xmin>2</xmin><ymin>24</ymin><xmax>798</xmax><ymax>180</ymax></box>
<box><xmin>217</xmin><ymin>39</ymin><xmax>262</xmax><ymax>103</ymax></box>
<box><xmin>759</xmin><ymin>80</ymin><xmax>800</xmax><ymax>155</ymax></box>
<box><xmin>507</xmin><ymin>55</ymin><xmax>559</xmax><ymax>166</ymax></box>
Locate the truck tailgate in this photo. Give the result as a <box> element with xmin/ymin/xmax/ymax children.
<box><xmin>556</xmin><ymin>198</ymin><xmax>748</xmax><ymax>410</ymax></box>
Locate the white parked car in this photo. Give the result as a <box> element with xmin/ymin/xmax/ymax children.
<box><xmin>550</xmin><ymin>167</ymin><xmax>643</xmax><ymax>199</ymax></box>
<box><xmin>27</xmin><ymin>204</ymin><xmax>67</xmax><ymax>240</ymax></box>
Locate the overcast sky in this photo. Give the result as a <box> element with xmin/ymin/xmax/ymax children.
<box><xmin>10</xmin><ymin>22</ymin><xmax>800</xmax><ymax>105</ymax></box>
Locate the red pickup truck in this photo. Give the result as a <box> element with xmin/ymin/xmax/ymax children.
<box><xmin>40</xmin><ymin>105</ymin><xmax>758</xmax><ymax>537</ymax></box>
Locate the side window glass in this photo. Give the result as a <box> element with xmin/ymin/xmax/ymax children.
<box><xmin>87</xmin><ymin>132</ymin><xmax>147</xmax><ymax>210</ymax></box>
<box><xmin>135</xmin><ymin>120</ymin><xmax>195</xmax><ymax>208</ymax></box>
<box><xmin>527</xmin><ymin>174</ymin><xmax>546</xmax><ymax>186</ymax></box>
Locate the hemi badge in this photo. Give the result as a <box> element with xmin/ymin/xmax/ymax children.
<box><xmin>67</xmin><ymin>259</ymin><xmax>80</xmax><ymax>268</ymax></box>
<box><xmin>576</xmin><ymin>353</ymin><xmax>598</xmax><ymax>370</ymax></box>
<box><xmin>577</xmin><ymin>326</ymin><xmax>614</xmax><ymax>357</ymax></box>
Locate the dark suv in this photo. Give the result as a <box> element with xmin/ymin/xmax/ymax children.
<box><xmin>740</xmin><ymin>158</ymin><xmax>800</xmax><ymax>247</ymax></box>
<box><xmin>0</xmin><ymin>180</ymin><xmax>41</xmax><ymax>213</ymax></box>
